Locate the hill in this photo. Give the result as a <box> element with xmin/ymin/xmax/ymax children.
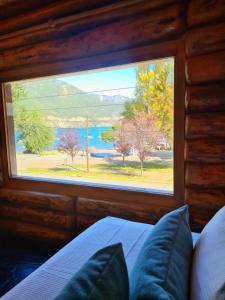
<box><xmin>18</xmin><ymin>79</ymin><xmax>131</xmax><ymax>126</ymax></box>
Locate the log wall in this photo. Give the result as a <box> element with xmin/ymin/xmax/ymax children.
<box><xmin>185</xmin><ymin>0</ymin><xmax>225</xmax><ymax>230</ymax></box>
<box><xmin>0</xmin><ymin>0</ymin><xmax>224</xmax><ymax>241</ymax></box>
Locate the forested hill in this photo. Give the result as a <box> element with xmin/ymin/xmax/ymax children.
<box><xmin>19</xmin><ymin>79</ymin><xmax>131</xmax><ymax>120</ymax></box>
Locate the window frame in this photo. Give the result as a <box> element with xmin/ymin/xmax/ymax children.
<box><xmin>0</xmin><ymin>39</ymin><xmax>185</xmax><ymax>208</ymax></box>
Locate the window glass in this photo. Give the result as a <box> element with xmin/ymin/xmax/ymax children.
<box><xmin>6</xmin><ymin>58</ymin><xmax>174</xmax><ymax>192</ymax></box>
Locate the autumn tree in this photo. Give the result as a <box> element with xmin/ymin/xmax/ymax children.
<box><xmin>123</xmin><ymin>59</ymin><xmax>174</xmax><ymax>146</ymax></box>
<box><xmin>58</xmin><ymin>130</ymin><xmax>81</xmax><ymax>163</ymax></box>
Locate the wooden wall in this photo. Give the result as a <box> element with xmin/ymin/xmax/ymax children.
<box><xmin>185</xmin><ymin>0</ymin><xmax>225</xmax><ymax>230</ymax></box>
<box><xmin>0</xmin><ymin>0</ymin><xmax>224</xmax><ymax>242</ymax></box>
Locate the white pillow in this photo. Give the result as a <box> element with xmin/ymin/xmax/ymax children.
<box><xmin>191</xmin><ymin>206</ymin><xmax>225</xmax><ymax>300</ymax></box>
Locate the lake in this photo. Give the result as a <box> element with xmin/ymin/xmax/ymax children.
<box><xmin>15</xmin><ymin>126</ymin><xmax>114</xmax><ymax>151</ymax></box>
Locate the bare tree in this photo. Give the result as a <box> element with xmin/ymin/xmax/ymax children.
<box><xmin>58</xmin><ymin>130</ymin><xmax>80</xmax><ymax>164</ymax></box>
<box><xmin>114</xmin><ymin>119</ymin><xmax>133</xmax><ymax>165</ymax></box>
<box><xmin>131</xmin><ymin>111</ymin><xmax>160</xmax><ymax>175</ymax></box>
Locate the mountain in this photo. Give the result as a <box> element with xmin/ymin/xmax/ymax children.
<box><xmin>18</xmin><ymin>79</ymin><xmax>131</xmax><ymax>126</ymax></box>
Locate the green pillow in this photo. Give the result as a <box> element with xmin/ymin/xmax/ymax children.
<box><xmin>130</xmin><ymin>205</ymin><xmax>193</xmax><ymax>300</ymax></box>
<box><xmin>54</xmin><ymin>243</ymin><xmax>129</xmax><ymax>300</ymax></box>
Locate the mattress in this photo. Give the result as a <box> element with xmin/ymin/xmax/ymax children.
<box><xmin>1</xmin><ymin>217</ymin><xmax>200</xmax><ymax>300</ymax></box>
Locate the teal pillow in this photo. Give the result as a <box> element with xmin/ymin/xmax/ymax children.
<box><xmin>54</xmin><ymin>243</ymin><xmax>129</xmax><ymax>300</ymax></box>
<box><xmin>130</xmin><ymin>205</ymin><xmax>193</xmax><ymax>300</ymax></box>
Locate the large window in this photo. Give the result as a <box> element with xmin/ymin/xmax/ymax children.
<box><xmin>4</xmin><ymin>58</ymin><xmax>174</xmax><ymax>193</ymax></box>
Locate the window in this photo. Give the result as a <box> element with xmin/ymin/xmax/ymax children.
<box><xmin>4</xmin><ymin>57</ymin><xmax>174</xmax><ymax>193</ymax></box>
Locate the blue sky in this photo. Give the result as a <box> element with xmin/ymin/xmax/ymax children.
<box><xmin>59</xmin><ymin>66</ymin><xmax>137</xmax><ymax>98</ymax></box>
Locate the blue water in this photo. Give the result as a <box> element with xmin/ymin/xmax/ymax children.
<box><xmin>16</xmin><ymin>126</ymin><xmax>114</xmax><ymax>151</ymax></box>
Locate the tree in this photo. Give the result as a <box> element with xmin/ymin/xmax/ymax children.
<box><xmin>58</xmin><ymin>130</ymin><xmax>81</xmax><ymax>163</ymax></box>
<box><xmin>12</xmin><ymin>84</ymin><xmax>55</xmax><ymax>154</ymax></box>
<box><xmin>114</xmin><ymin>120</ymin><xmax>133</xmax><ymax>164</ymax></box>
<box><xmin>123</xmin><ymin>60</ymin><xmax>174</xmax><ymax>146</ymax></box>
<box><xmin>18</xmin><ymin>110</ymin><xmax>55</xmax><ymax>154</ymax></box>
<box><xmin>131</xmin><ymin>110</ymin><xmax>160</xmax><ymax>175</ymax></box>
<box><xmin>101</xmin><ymin>129</ymin><xmax>115</xmax><ymax>143</ymax></box>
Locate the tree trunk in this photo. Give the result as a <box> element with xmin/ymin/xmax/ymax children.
<box><xmin>122</xmin><ymin>154</ymin><xmax>125</xmax><ymax>165</ymax></box>
<box><xmin>140</xmin><ymin>160</ymin><xmax>143</xmax><ymax>176</ymax></box>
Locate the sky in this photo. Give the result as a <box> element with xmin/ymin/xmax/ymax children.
<box><xmin>59</xmin><ymin>65</ymin><xmax>138</xmax><ymax>98</ymax></box>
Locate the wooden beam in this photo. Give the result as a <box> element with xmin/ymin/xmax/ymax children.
<box><xmin>188</xmin><ymin>0</ymin><xmax>225</xmax><ymax>27</ymax></box>
<box><xmin>185</xmin><ymin>187</ymin><xmax>225</xmax><ymax>210</ymax></box>
<box><xmin>0</xmin><ymin>203</ymin><xmax>75</xmax><ymax>230</ymax></box>
<box><xmin>0</xmin><ymin>0</ymin><xmax>177</xmax><ymax>50</ymax></box>
<box><xmin>0</xmin><ymin>188</ymin><xmax>76</xmax><ymax>212</ymax></box>
<box><xmin>186</xmin><ymin>162</ymin><xmax>225</xmax><ymax>188</ymax></box>
<box><xmin>186</xmin><ymin>22</ymin><xmax>225</xmax><ymax>57</ymax></box>
<box><xmin>186</xmin><ymin>51</ymin><xmax>225</xmax><ymax>84</ymax></box>
<box><xmin>186</xmin><ymin>84</ymin><xmax>225</xmax><ymax>113</ymax></box>
<box><xmin>185</xmin><ymin>139</ymin><xmax>225</xmax><ymax>163</ymax></box>
<box><xmin>0</xmin><ymin>4</ymin><xmax>184</xmax><ymax>70</ymax></box>
<box><xmin>0</xmin><ymin>218</ymin><xmax>75</xmax><ymax>243</ymax></box>
<box><xmin>186</xmin><ymin>112</ymin><xmax>225</xmax><ymax>139</ymax></box>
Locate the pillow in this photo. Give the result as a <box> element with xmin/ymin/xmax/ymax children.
<box><xmin>130</xmin><ymin>205</ymin><xmax>193</xmax><ymax>300</ymax></box>
<box><xmin>54</xmin><ymin>243</ymin><xmax>129</xmax><ymax>300</ymax></box>
<box><xmin>191</xmin><ymin>206</ymin><xmax>225</xmax><ymax>300</ymax></box>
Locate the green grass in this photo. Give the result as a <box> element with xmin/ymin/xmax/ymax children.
<box><xmin>19</xmin><ymin>161</ymin><xmax>173</xmax><ymax>190</ymax></box>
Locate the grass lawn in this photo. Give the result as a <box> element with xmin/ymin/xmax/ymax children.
<box><xmin>19</xmin><ymin>160</ymin><xmax>173</xmax><ymax>190</ymax></box>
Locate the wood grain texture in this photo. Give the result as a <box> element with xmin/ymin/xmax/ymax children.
<box><xmin>186</xmin><ymin>22</ymin><xmax>225</xmax><ymax>57</ymax></box>
<box><xmin>0</xmin><ymin>188</ymin><xmax>77</xmax><ymax>212</ymax></box>
<box><xmin>186</xmin><ymin>51</ymin><xmax>225</xmax><ymax>84</ymax></box>
<box><xmin>188</xmin><ymin>0</ymin><xmax>225</xmax><ymax>27</ymax></box>
<box><xmin>186</xmin><ymin>84</ymin><xmax>225</xmax><ymax>113</ymax></box>
<box><xmin>0</xmin><ymin>0</ymin><xmax>177</xmax><ymax>51</ymax></box>
<box><xmin>186</xmin><ymin>162</ymin><xmax>225</xmax><ymax>188</ymax></box>
<box><xmin>186</xmin><ymin>139</ymin><xmax>225</xmax><ymax>163</ymax></box>
<box><xmin>0</xmin><ymin>4</ymin><xmax>184</xmax><ymax>70</ymax></box>
<box><xmin>0</xmin><ymin>218</ymin><xmax>75</xmax><ymax>242</ymax></box>
<box><xmin>186</xmin><ymin>112</ymin><xmax>225</xmax><ymax>139</ymax></box>
<box><xmin>0</xmin><ymin>203</ymin><xmax>75</xmax><ymax>230</ymax></box>
<box><xmin>76</xmin><ymin>197</ymin><xmax>173</xmax><ymax>232</ymax></box>
<box><xmin>185</xmin><ymin>187</ymin><xmax>225</xmax><ymax>210</ymax></box>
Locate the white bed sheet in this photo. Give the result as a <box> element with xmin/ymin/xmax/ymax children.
<box><xmin>1</xmin><ymin>217</ymin><xmax>199</xmax><ymax>300</ymax></box>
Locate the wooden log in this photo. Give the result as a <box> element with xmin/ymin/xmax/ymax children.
<box><xmin>186</xmin><ymin>112</ymin><xmax>225</xmax><ymax>139</ymax></box>
<box><xmin>0</xmin><ymin>0</ymin><xmax>126</xmax><ymax>35</ymax></box>
<box><xmin>0</xmin><ymin>188</ymin><xmax>77</xmax><ymax>212</ymax></box>
<box><xmin>186</xmin><ymin>162</ymin><xmax>225</xmax><ymax>188</ymax></box>
<box><xmin>186</xmin><ymin>51</ymin><xmax>225</xmax><ymax>84</ymax></box>
<box><xmin>0</xmin><ymin>218</ymin><xmax>75</xmax><ymax>243</ymax></box>
<box><xmin>76</xmin><ymin>197</ymin><xmax>174</xmax><ymax>231</ymax></box>
<box><xmin>0</xmin><ymin>0</ymin><xmax>177</xmax><ymax>50</ymax></box>
<box><xmin>185</xmin><ymin>187</ymin><xmax>225</xmax><ymax>210</ymax></box>
<box><xmin>0</xmin><ymin>4</ymin><xmax>184</xmax><ymax>70</ymax></box>
<box><xmin>185</xmin><ymin>139</ymin><xmax>225</xmax><ymax>163</ymax></box>
<box><xmin>188</xmin><ymin>0</ymin><xmax>225</xmax><ymax>27</ymax></box>
<box><xmin>186</xmin><ymin>84</ymin><xmax>225</xmax><ymax>113</ymax></box>
<box><xmin>0</xmin><ymin>0</ymin><xmax>56</xmax><ymax>20</ymax></box>
<box><xmin>0</xmin><ymin>203</ymin><xmax>75</xmax><ymax>230</ymax></box>
<box><xmin>186</xmin><ymin>22</ymin><xmax>225</xmax><ymax>57</ymax></box>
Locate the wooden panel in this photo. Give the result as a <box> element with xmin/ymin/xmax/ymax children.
<box><xmin>0</xmin><ymin>188</ymin><xmax>76</xmax><ymax>212</ymax></box>
<box><xmin>0</xmin><ymin>0</ymin><xmax>127</xmax><ymax>35</ymax></box>
<box><xmin>0</xmin><ymin>203</ymin><xmax>75</xmax><ymax>230</ymax></box>
<box><xmin>76</xmin><ymin>197</ymin><xmax>173</xmax><ymax>232</ymax></box>
<box><xmin>186</xmin><ymin>51</ymin><xmax>225</xmax><ymax>84</ymax></box>
<box><xmin>0</xmin><ymin>218</ymin><xmax>74</xmax><ymax>243</ymax></box>
<box><xmin>186</xmin><ymin>84</ymin><xmax>225</xmax><ymax>113</ymax></box>
<box><xmin>186</xmin><ymin>22</ymin><xmax>225</xmax><ymax>57</ymax></box>
<box><xmin>0</xmin><ymin>0</ymin><xmax>177</xmax><ymax>51</ymax></box>
<box><xmin>186</xmin><ymin>187</ymin><xmax>225</xmax><ymax>210</ymax></box>
<box><xmin>188</xmin><ymin>0</ymin><xmax>225</xmax><ymax>27</ymax></box>
<box><xmin>186</xmin><ymin>162</ymin><xmax>225</xmax><ymax>188</ymax></box>
<box><xmin>186</xmin><ymin>139</ymin><xmax>225</xmax><ymax>163</ymax></box>
<box><xmin>186</xmin><ymin>113</ymin><xmax>225</xmax><ymax>139</ymax></box>
<box><xmin>0</xmin><ymin>4</ymin><xmax>184</xmax><ymax>70</ymax></box>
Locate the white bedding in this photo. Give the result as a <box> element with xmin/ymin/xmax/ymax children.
<box><xmin>1</xmin><ymin>217</ymin><xmax>199</xmax><ymax>300</ymax></box>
